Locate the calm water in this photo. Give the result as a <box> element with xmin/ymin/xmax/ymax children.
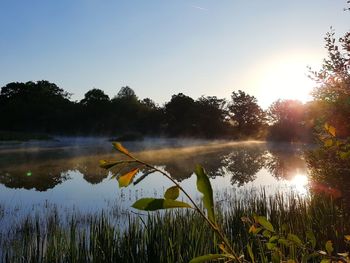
<box><xmin>0</xmin><ymin>137</ymin><xmax>310</xmax><ymax>228</ymax></box>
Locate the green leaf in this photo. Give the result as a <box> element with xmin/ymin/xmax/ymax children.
<box><xmin>256</xmin><ymin>216</ymin><xmax>274</xmax><ymax>232</ymax></box>
<box><xmin>266</xmin><ymin>242</ymin><xmax>276</xmax><ymax>250</ymax></box>
<box><xmin>112</xmin><ymin>142</ymin><xmax>131</xmax><ymax>156</ymax></box>
<box><xmin>189</xmin><ymin>254</ymin><xmax>231</xmax><ymax>263</ymax></box>
<box><xmin>118</xmin><ymin>168</ymin><xmax>139</xmax><ymax>187</ymax></box>
<box><xmin>132</xmin><ymin>198</ymin><xmax>191</xmax><ymax>211</ymax></box>
<box><xmin>194</xmin><ymin>165</ymin><xmax>215</xmax><ymax>223</ymax></box>
<box><xmin>164</xmin><ymin>186</ymin><xmax>180</xmax><ymax>200</ymax></box>
<box><xmin>99</xmin><ymin>160</ymin><xmax>123</xmax><ymax>169</ymax></box>
<box><xmin>287</xmin><ymin>234</ymin><xmax>303</xmax><ymax>247</ymax></box>
<box><xmin>306</xmin><ymin>230</ymin><xmax>316</xmax><ymax>248</ymax></box>
<box><xmin>325</xmin><ymin>240</ymin><xmax>333</xmax><ymax>255</ymax></box>
<box><xmin>263</xmin><ymin>230</ymin><xmax>271</xmax><ymax>238</ymax></box>
<box><xmin>247</xmin><ymin>243</ymin><xmax>255</xmax><ymax>263</ymax></box>
<box><xmin>320</xmin><ymin>259</ymin><xmax>330</xmax><ymax>263</ymax></box>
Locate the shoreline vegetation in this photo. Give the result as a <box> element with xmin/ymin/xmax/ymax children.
<box><xmin>1</xmin><ymin>190</ymin><xmax>349</xmax><ymax>262</ymax></box>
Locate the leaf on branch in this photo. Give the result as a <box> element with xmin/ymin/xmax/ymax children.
<box><xmin>99</xmin><ymin>160</ymin><xmax>123</xmax><ymax>169</ymax></box>
<box><xmin>133</xmin><ymin>169</ymin><xmax>156</xmax><ymax>186</ymax></box>
<box><xmin>256</xmin><ymin>216</ymin><xmax>274</xmax><ymax>232</ymax></box>
<box><xmin>164</xmin><ymin>186</ymin><xmax>180</xmax><ymax>200</ymax></box>
<box><xmin>112</xmin><ymin>142</ymin><xmax>132</xmax><ymax>156</ymax></box>
<box><xmin>132</xmin><ymin>198</ymin><xmax>191</xmax><ymax>211</ymax></box>
<box><xmin>195</xmin><ymin>165</ymin><xmax>215</xmax><ymax>224</ymax></box>
<box><xmin>118</xmin><ymin>168</ymin><xmax>139</xmax><ymax>187</ymax></box>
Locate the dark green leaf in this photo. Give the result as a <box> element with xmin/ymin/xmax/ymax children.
<box><xmin>132</xmin><ymin>198</ymin><xmax>191</xmax><ymax>211</ymax></box>
<box><xmin>194</xmin><ymin>165</ymin><xmax>215</xmax><ymax>223</ymax></box>
<box><xmin>247</xmin><ymin>243</ymin><xmax>255</xmax><ymax>263</ymax></box>
<box><xmin>164</xmin><ymin>186</ymin><xmax>180</xmax><ymax>200</ymax></box>
<box><xmin>287</xmin><ymin>234</ymin><xmax>303</xmax><ymax>247</ymax></box>
<box><xmin>306</xmin><ymin>230</ymin><xmax>316</xmax><ymax>248</ymax></box>
<box><xmin>99</xmin><ymin>160</ymin><xmax>123</xmax><ymax>169</ymax></box>
<box><xmin>133</xmin><ymin>169</ymin><xmax>156</xmax><ymax>186</ymax></box>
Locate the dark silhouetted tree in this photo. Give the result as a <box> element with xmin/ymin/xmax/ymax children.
<box><xmin>229</xmin><ymin>90</ymin><xmax>266</xmax><ymax>138</ymax></box>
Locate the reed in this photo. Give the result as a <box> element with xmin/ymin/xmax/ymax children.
<box><xmin>1</xmin><ymin>191</ymin><xmax>349</xmax><ymax>262</ymax></box>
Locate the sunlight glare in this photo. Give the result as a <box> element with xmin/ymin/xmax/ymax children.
<box><xmin>254</xmin><ymin>55</ymin><xmax>317</xmax><ymax>108</ymax></box>
<box><xmin>290</xmin><ymin>174</ymin><xmax>309</xmax><ymax>195</ymax></box>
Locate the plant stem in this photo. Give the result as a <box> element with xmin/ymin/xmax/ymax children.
<box><xmin>133</xmin><ymin>157</ymin><xmax>242</xmax><ymax>263</ymax></box>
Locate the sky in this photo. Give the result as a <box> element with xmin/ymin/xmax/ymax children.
<box><xmin>0</xmin><ymin>0</ymin><xmax>349</xmax><ymax>108</ymax></box>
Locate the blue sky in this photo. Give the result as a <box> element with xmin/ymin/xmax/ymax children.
<box><xmin>0</xmin><ymin>0</ymin><xmax>349</xmax><ymax>108</ymax></box>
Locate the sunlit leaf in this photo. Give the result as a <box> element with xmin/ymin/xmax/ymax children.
<box><xmin>325</xmin><ymin>240</ymin><xmax>334</xmax><ymax>255</ymax></box>
<box><xmin>112</xmin><ymin>142</ymin><xmax>131</xmax><ymax>156</ymax></box>
<box><xmin>194</xmin><ymin>165</ymin><xmax>215</xmax><ymax>224</ymax></box>
<box><xmin>249</xmin><ymin>225</ymin><xmax>262</xmax><ymax>235</ymax></box>
<box><xmin>320</xmin><ymin>259</ymin><xmax>330</xmax><ymax>263</ymax></box>
<box><xmin>328</xmin><ymin>125</ymin><xmax>336</xmax><ymax>137</ymax></box>
<box><xmin>345</xmin><ymin>235</ymin><xmax>350</xmax><ymax>241</ymax></box>
<box><xmin>164</xmin><ymin>186</ymin><xmax>180</xmax><ymax>200</ymax></box>
<box><xmin>118</xmin><ymin>168</ymin><xmax>139</xmax><ymax>187</ymax></box>
<box><xmin>132</xmin><ymin>198</ymin><xmax>191</xmax><ymax>211</ymax></box>
<box><xmin>324</xmin><ymin>139</ymin><xmax>333</xmax><ymax>147</ymax></box>
<box><xmin>256</xmin><ymin>216</ymin><xmax>274</xmax><ymax>232</ymax></box>
<box><xmin>189</xmin><ymin>254</ymin><xmax>232</xmax><ymax>263</ymax></box>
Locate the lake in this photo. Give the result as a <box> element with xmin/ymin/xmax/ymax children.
<box><xmin>0</xmin><ymin>137</ymin><xmax>311</xmax><ymax>230</ymax></box>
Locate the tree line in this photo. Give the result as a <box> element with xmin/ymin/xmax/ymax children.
<box><xmin>0</xmin><ymin>31</ymin><xmax>349</xmax><ymax>142</ymax></box>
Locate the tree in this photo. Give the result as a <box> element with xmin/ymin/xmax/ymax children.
<box><xmin>117</xmin><ymin>86</ymin><xmax>136</xmax><ymax>98</ymax></box>
<box><xmin>309</xmin><ymin>30</ymin><xmax>350</xmax><ymax>138</ymax></box>
<box><xmin>164</xmin><ymin>93</ymin><xmax>197</xmax><ymax>136</ymax></box>
<box><xmin>80</xmin><ymin>88</ymin><xmax>109</xmax><ymax>106</ymax></box>
<box><xmin>194</xmin><ymin>96</ymin><xmax>230</xmax><ymax>138</ymax></box>
<box><xmin>0</xmin><ymin>80</ymin><xmax>74</xmax><ymax>133</ymax></box>
<box><xmin>229</xmin><ymin>90</ymin><xmax>266</xmax><ymax>138</ymax></box>
<box><xmin>267</xmin><ymin>99</ymin><xmax>309</xmax><ymax>142</ymax></box>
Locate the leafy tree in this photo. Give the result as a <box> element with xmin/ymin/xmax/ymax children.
<box><xmin>194</xmin><ymin>96</ymin><xmax>230</xmax><ymax>138</ymax></box>
<box><xmin>117</xmin><ymin>86</ymin><xmax>136</xmax><ymax>98</ymax></box>
<box><xmin>80</xmin><ymin>88</ymin><xmax>109</xmax><ymax>105</ymax></box>
<box><xmin>309</xmin><ymin>31</ymin><xmax>350</xmax><ymax>138</ymax></box>
<box><xmin>267</xmin><ymin>99</ymin><xmax>309</xmax><ymax>142</ymax></box>
<box><xmin>229</xmin><ymin>90</ymin><xmax>266</xmax><ymax>138</ymax></box>
<box><xmin>164</xmin><ymin>93</ymin><xmax>197</xmax><ymax>136</ymax></box>
<box><xmin>0</xmin><ymin>81</ymin><xmax>74</xmax><ymax>133</ymax></box>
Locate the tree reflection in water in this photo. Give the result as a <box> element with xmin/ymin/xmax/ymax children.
<box><xmin>0</xmin><ymin>142</ymin><xmax>313</xmax><ymax>191</ymax></box>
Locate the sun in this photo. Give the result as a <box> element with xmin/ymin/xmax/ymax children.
<box><xmin>254</xmin><ymin>55</ymin><xmax>317</xmax><ymax>108</ymax></box>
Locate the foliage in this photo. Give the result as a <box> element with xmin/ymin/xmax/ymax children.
<box><xmin>229</xmin><ymin>90</ymin><xmax>266</xmax><ymax>138</ymax></box>
<box><xmin>267</xmin><ymin>99</ymin><xmax>312</xmax><ymax>142</ymax></box>
<box><xmin>100</xmin><ymin>143</ymin><xmax>350</xmax><ymax>262</ymax></box>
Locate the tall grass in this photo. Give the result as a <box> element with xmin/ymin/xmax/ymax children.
<box><xmin>1</xmin><ymin>191</ymin><xmax>349</xmax><ymax>262</ymax></box>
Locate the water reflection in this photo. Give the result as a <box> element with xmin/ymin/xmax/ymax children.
<box><xmin>0</xmin><ymin>140</ymin><xmax>309</xmax><ymax>191</ymax></box>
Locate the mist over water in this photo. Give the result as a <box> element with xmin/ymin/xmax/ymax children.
<box><xmin>0</xmin><ymin>137</ymin><xmax>310</xmax><ymax>231</ymax></box>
